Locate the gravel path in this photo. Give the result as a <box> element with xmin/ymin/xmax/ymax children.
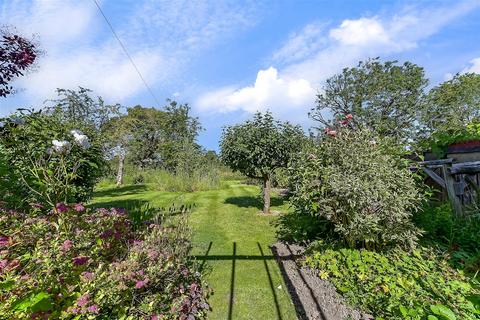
<box><xmin>271</xmin><ymin>242</ymin><xmax>370</xmax><ymax>320</ymax></box>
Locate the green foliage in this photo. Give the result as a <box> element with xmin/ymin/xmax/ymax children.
<box><xmin>311</xmin><ymin>58</ymin><xmax>428</xmax><ymax>142</ymax></box>
<box><xmin>0</xmin><ymin>205</ymin><xmax>209</xmax><ymax>319</ymax></box>
<box><xmin>423</xmin><ymin>120</ymin><xmax>480</xmax><ymax>157</ymax></box>
<box><xmin>220</xmin><ymin>112</ymin><xmax>304</xmax><ymax>180</ymax></box>
<box><xmin>125</xmin><ymin>101</ymin><xmax>202</xmax><ymax>170</ymax></box>
<box><xmin>289</xmin><ymin>126</ymin><xmax>423</xmax><ymax>249</ymax></box>
<box><xmin>414</xmin><ymin>203</ymin><xmax>480</xmax><ymax>273</ymax></box>
<box><xmin>304</xmin><ymin>246</ymin><xmax>480</xmax><ymax>319</ymax></box>
<box><xmin>420</xmin><ymin>73</ymin><xmax>480</xmax><ymax>139</ymax></box>
<box><xmin>0</xmin><ymin>111</ymin><xmax>105</xmax><ymax>209</ymax></box>
<box><xmin>125</xmin><ymin>167</ymin><xmax>224</xmax><ymax>193</ymax></box>
<box><xmin>45</xmin><ymin>87</ymin><xmax>120</xmax><ymax>130</ymax></box>
<box><xmin>221</xmin><ymin>112</ymin><xmax>305</xmax><ymax>213</ymax></box>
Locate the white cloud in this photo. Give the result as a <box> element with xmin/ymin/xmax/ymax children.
<box><xmin>272</xmin><ymin>22</ymin><xmax>326</xmax><ymax>65</ymax></box>
<box><xmin>0</xmin><ymin>1</ymin><xmax>96</xmax><ymax>47</ymax></box>
<box><xmin>0</xmin><ymin>0</ymin><xmax>258</xmax><ymax>106</ymax></box>
<box><xmin>197</xmin><ymin>67</ymin><xmax>315</xmax><ymax>114</ymax></box>
<box><xmin>329</xmin><ymin>17</ymin><xmax>390</xmax><ymax>47</ymax></box>
<box><xmin>197</xmin><ymin>0</ymin><xmax>479</xmax><ymax>117</ymax></box>
<box><xmin>463</xmin><ymin>58</ymin><xmax>480</xmax><ymax>74</ymax></box>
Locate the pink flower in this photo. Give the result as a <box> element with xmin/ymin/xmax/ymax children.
<box><xmin>345</xmin><ymin>114</ymin><xmax>353</xmax><ymax>119</ymax></box>
<box><xmin>135</xmin><ymin>279</ymin><xmax>149</xmax><ymax>289</ymax></box>
<box><xmin>72</xmin><ymin>256</ymin><xmax>89</xmax><ymax>266</ymax></box>
<box><xmin>0</xmin><ymin>236</ymin><xmax>11</xmax><ymax>247</ymax></box>
<box><xmin>111</xmin><ymin>207</ymin><xmax>126</xmax><ymax>215</ymax></box>
<box><xmin>148</xmin><ymin>249</ymin><xmax>159</xmax><ymax>260</ymax></box>
<box><xmin>73</xmin><ymin>203</ymin><xmax>85</xmax><ymax>212</ymax></box>
<box><xmin>55</xmin><ymin>203</ymin><xmax>69</xmax><ymax>213</ymax></box>
<box><xmin>87</xmin><ymin>305</ymin><xmax>99</xmax><ymax>313</ymax></box>
<box><xmin>324</xmin><ymin>128</ymin><xmax>337</xmax><ymax>137</ymax></box>
<box><xmin>151</xmin><ymin>316</ymin><xmax>159</xmax><ymax>320</ymax></box>
<box><xmin>77</xmin><ymin>294</ymin><xmax>90</xmax><ymax>307</ymax></box>
<box><xmin>96</xmin><ymin>208</ymin><xmax>109</xmax><ymax>215</ymax></box>
<box><xmin>61</xmin><ymin>240</ymin><xmax>73</xmax><ymax>252</ymax></box>
<box><xmin>81</xmin><ymin>271</ymin><xmax>95</xmax><ymax>281</ymax></box>
<box><xmin>0</xmin><ymin>259</ymin><xmax>8</xmax><ymax>269</ymax></box>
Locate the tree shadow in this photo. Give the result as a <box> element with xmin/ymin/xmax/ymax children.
<box><xmin>93</xmin><ymin>184</ymin><xmax>148</xmax><ymax>198</ymax></box>
<box><xmin>224</xmin><ymin>195</ymin><xmax>285</xmax><ymax>210</ymax></box>
<box><xmin>89</xmin><ymin>199</ymin><xmax>191</xmax><ymax>225</ymax></box>
<box><xmin>88</xmin><ymin>198</ymin><xmax>149</xmax><ymax>211</ymax></box>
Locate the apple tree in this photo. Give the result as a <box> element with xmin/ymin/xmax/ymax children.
<box><xmin>220</xmin><ymin>112</ymin><xmax>304</xmax><ymax>214</ymax></box>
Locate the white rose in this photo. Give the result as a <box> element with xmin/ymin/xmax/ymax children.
<box><xmin>70</xmin><ymin>129</ymin><xmax>90</xmax><ymax>149</ymax></box>
<box><xmin>70</xmin><ymin>129</ymin><xmax>83</xmax><ymax>136</ymax></box>
<box><xmin>0</xmin><ymin>121</ymin><xmax>5</xmax><ymax>128</ymax></box>
<box><xmin>52</xmin><ymin>140</ymin><xmax>71</xmax><ymax>153</ymax></box>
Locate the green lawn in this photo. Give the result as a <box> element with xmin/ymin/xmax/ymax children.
<box><xmin>90</xmin><ymin>181</ymin><xmax>298</xmax><ymax>320</ymax></box>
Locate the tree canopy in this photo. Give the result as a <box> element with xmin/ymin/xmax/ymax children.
<box><xmin>220</xmin><ymin>112</ymin><xmax>305</xmax><ymax>213</ymax></box>
<box><xmin>0</xmin><ymin>28</ymin><xmax>40</xmax><ymax>97</ymax></box>
<box><xmin>311</xmin><ymin>58</ymin><xmax>428</xmax><ymax>142</ymax></box>
<box><xmin>46</xmin><ymin>87</ymin><xmax>120</xmax><ymax>130</ymax></box>
<box><xmin>421</xmin><ymin>73</ymin><xmax>480</xmax><ymax>136</ymax></box>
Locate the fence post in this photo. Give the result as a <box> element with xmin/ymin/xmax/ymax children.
<box><xmin>442</xmin><ymin>164</ymin><xmax>463</xmax><ymax>217</ymax></box>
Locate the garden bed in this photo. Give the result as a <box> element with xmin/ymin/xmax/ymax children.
<box><xmin>272</xmin><ymin>242</ymin><xmax>366</xmax><ymax>320</ymax></box>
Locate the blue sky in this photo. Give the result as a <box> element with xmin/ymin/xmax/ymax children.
<box><xmin>1</xmin><ymin>0</ymin><xmax>480</xmax><ymax>151</ymax></box>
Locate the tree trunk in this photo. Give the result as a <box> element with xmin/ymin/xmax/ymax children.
<box><xmin>116</xmin><ymin>150</ymin><xmax>125</xmax><ymax>187</ymax></box>
<box><xmin>262</xmin><ymin>175</ymin><xmax>271</xmax><ymax>214</ymax></box>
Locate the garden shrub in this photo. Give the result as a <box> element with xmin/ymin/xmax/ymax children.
<box><xmin>0</xmin><ymin>205</ymin><xmax>209</xmax><ymax>319</ymax></box>
<box><xmin>415</xmin><ymin>203</ymin><xmax>480</xmax><ymax>273</ymax></box>
<box><xmin>304</xmin><ymin>245</ymin><xmax>480</xmax><ymax>319</ymax></box>
<box><xmin>289</xmin><ymin>125</ymin><xmax>423</xmax><ymax>249</ymax></box>
<box><xmin>0</xmin><ymin>111</ymin><xmax>105</xmax><ymax>209</ymax></box>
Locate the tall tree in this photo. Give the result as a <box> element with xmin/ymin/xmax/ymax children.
<box><xmin>220</xmin><ymin>112</ymin><xmax>304</xmax><ymax>214</ymax></box>
<box><xmin>161</xmin><ymin>100</ymin><xmax>202</xmax><ymax>171</ymax></box>
<box><xmin>126</xmin><ymin>106</ymin><xmax>166</xmax><ymax>169</ymax></box>
<box><xmin>421</xmin><ymin>73</ymin><xmax>480</xmax><ymax>136</ymax></box>
<box><xmin>311</xmin><ymin>58</ymin><xmax>428</xmax><ymax>142</ymax></box>
<box><xmin>127</xmin><ymin>101</ymin><xmax>202</xmax><ymax>170</ymax></box>
<box><xmin>0</xmin><ymin>28</ymin><xmax>40</xmax><ymax>97</ymax></box>
<box><xmin>46</xmin><ymin>87</ymin><xmax>120</xmax><ymax>130</ymax></box>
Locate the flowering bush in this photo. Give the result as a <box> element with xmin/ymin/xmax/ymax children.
<box><xmin>0</xmin><ymin>110</ymin><xmax>105</xmax><ymax>209</ymax></box>
<box><xmin>0</xmin><ymin>205</ymin><xmax>209</xmax><ymax>319</ymax></box>
<box><xmin>289</xmin><ymin>122</ymin><xmax>423</xmax><ymax>249</ymax></box>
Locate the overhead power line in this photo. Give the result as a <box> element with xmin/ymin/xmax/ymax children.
<box><xmin>92</xmin><ymin>0</ymin><xmax>161</xmax><ymax>107</ymax></box>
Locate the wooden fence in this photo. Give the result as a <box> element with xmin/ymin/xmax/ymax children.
<box><xmin>421</xmin><ymin>159</ymin><xmax>480</xmax><ymax>216</ymax></box>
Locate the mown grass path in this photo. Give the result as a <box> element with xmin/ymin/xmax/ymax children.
<box><xmin>91</xmin><ymin>181</ymin><xmax>297</xmax><ymax>320</ymax></box>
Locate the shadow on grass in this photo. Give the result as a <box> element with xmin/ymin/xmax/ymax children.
<box><xmin>224</xmin><ymin>195</ymin><xmax>285</xmax><ymax>210</ymax></box>
<box><xmin>90</xmin><ymin>199</ymin><xmax>194</xmax><ymax>228</ymax></box>
<box><xmin>193</xmin><ymin>241</ymin><xmax>294</xmax><ymax>320</ymax></box>
<box><xmin>93</xmin><ymin>184</ymin><xmax>148</xmax><ymax>198</ymax></box>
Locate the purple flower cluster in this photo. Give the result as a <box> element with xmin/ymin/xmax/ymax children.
<box><xmin>60</xmin><ymin>240</ymin><xmax>73</xmax><ymax>252</ymax></box>
<box><xmin>72</xmin><ymin>256</ymin><xmax>89</xmax><ymax>266</ymax></box>
<box><xmin>69</xmin><ymin>294</ymin><xmax>100</xmax><ymax>315</ymax></box>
